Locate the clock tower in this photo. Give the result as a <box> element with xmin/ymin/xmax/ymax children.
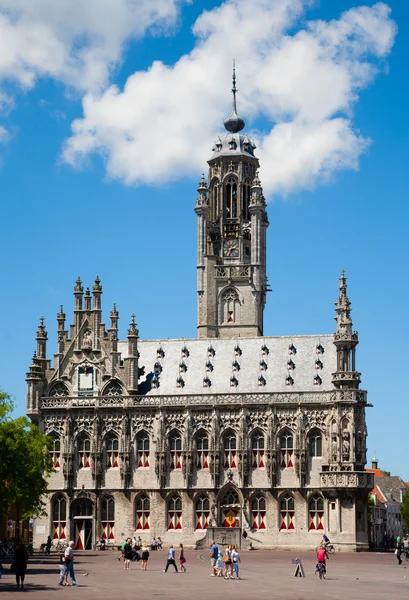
<box><xmin>195</xmin><ymin>66</ymin><xmax>269</xmax><ymax>339</ymax></box>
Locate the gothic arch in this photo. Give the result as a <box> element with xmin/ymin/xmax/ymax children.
<box><xmin>209</xmin><ymin>177</ymin><xmax>220</xmax><ymax>222</ymax></box>
<box><xmin>218</xmin><ymin>286</ymin><xmax>241</xmax><ymax>325</ymax></box>
<box><xmin>101</xmin><ymin>379</ymin><xmax>123</xmax><ymax>396</ymax></box>
<box><xmin>216</xmin><ymin>482</ymin><xmax>243</xmax><ymax>506</ymax></box>
<box><xmin>224</xmin><ymin>176</ymin><xmax>238</xmax><ymax>219</ymax></box>
<box><xmin>48</xmin><ymin>382</ymin><xmax>69</xmax><ymax>397</ymax></box>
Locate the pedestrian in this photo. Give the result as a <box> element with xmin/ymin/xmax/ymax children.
<box><xmin>216</xmin><ymin>551</ymin><xmax>224</xmax><ymax>577</ymax></box>
<box><xmin>59</xmin><ymin>553</ymin><xmax>69</xmax><ymax>585</ymax></box>
<box><xmin>396</xmin><ymin>537</ymin><xmax>403</xmax><ymax>565</ymax></box>
<box><xmin>58</xmin><ymin>540</ymin><xmax>76</xmax><ymax>586</ymax></box>
<box><xmin>223</xmin><ymin>544</ymin><xmax>233</xmax><ymax>579</ymax></box>
<box><xmin>157</xmin><ymin>536</ymin><xmax>163</xmax><ymax>550</ymax></box>
<box><xmin>231</xmin><ymin>545</ymin><xmax>241</xmax><ymax>579</ymax></box>
<box><xmin>45</xmin><ymin>535</ymin><xmax>52</xmax><ymax>556</ymax></box>
<box><xmin>163</xmin><ymin>544</ymin><xmax>178</xmax><ymax>573</ymax></box>
<box><xmin>209</xmin><ymin>539</ymin><xmax>219</xmax><ymax>577</ymax></box>
<box><xmin>141</xmin><ymin>541</ymin><xmax>150</xmax><ymax>571</ymax></box>
<box><xmin>123</xmin><ymin>539</ymin><xmax>132</xmax><ymax>570</ymax></box>
<box><xmin>179</xmin><ymin>543</ymin><xmax>187</xmax><ymax>572</ymax></box>
<box><xmin>13</xmin><ymin>543</ymin><xmax>29</xmax><ymax>590</ymax></box>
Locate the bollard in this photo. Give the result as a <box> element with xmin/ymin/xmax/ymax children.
<box><xmin>291</xmin><ymin>558</ymin><xmax>305</xmax><ymax>577</ymax></box>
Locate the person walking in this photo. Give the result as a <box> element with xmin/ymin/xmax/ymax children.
<box><xmin>178</xmin><ymin>544</ymin><xmax>187</xmax><ymax>572</ymax></box>
<box><xmin>209</xmin><ymin>540</ymin><xmax>219</xmax><ymax>577</ymax></box>
<box><xmin>396</xmin><ymin>537</ymin><xmax>403</xmax><ymax>565</ymax></box>
<box><xmin>58</xmin><ymin>541</ymin><xmax>76</xmax><ymax>586</ymax></box>
<box><xmin>163</xmin><ymin>545</ymin><xmax>178</xmax><ymax>573</ymax></box>
<box><xmin>223</xmin><ymin>544</ymin><xmax>233</xmax><ymax>579</ymax></box>
<box><xmin>141</xmin><ymin>542</ymin><xmax>150</xmax><ymax>571</ymax></box>
<box><xmin>231</xmin><ymin>545</ymin><xmax>241</xmax><ymax>579</ymax></box>
<box><xmin>13</xmin><ymin>543</ymin><xmax>29</xmax><ymax>590</ymax></box>
<box><xmin>45</xmin><ymin>535</ymin><xmax>52</xmax><ymax>556</ymax></box>
<box><xmin>123</xmin><ymin>539</ymin><xmax>132</xmax><ymax>570</ymax></box>
<box><xmin>59</xmin><ymin>553</ymin><xmax>69</xmax><ymax>585</ymax></box>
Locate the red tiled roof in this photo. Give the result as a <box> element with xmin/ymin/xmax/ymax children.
<box><xmin>366</xmin><ymin>468</ymin><xmax>384</xmax><ymax>477</ymax></box>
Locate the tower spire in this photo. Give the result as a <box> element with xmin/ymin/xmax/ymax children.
<box><xmin>224</xmin><ymin>60</ymin><xmax>245</xmax><ymax>133</ymax></box>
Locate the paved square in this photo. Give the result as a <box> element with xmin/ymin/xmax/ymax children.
<box><xmin>1</xmin><ymin>550</ymin><xmax>408</xmax><ymax>599</ymax></box>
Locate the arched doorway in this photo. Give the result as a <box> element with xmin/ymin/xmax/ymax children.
<box><xmin>71</xmin><ymin>498</ymin><xmax>93</xmax><ymax>550</ymax></box>
<box><xmin>220</xmin><ymin>488</ymin><xmax>241</xmax><ymax>529</ymax></box>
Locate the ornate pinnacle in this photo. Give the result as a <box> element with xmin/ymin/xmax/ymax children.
<box><xmin>334</xmin><ymin>269</ymin><xmax>353</xmax><ymax>335</ymax></box>
<box><xmin>224</xmin><ymin>60</ymin><xmax>245</xmax><ymax>133</ymax></box>
<box><xmin>198</xmin><ymin>173</ymin><xmax>207</xmax><ymax>191</ymax></box>
<box><xmin>128</xmin><ymin>313</ymin><xmax>139</xmax><ymax>337</ymax></box>
<box><xmin>74</xmin><ymin>276</ymin><xmax>83</xmax><ymax>294</ymax></box>
<box><xmin>110</xmin><ymin>303</ymin><xmax>119</xmax><ymax>318</ymax></box>
<box><xmin>36</xmin><ymin>316</ymin><xmax>47</xmax><ymax>339</ymax></box>
<box><xmin>93</xmin><ymin>275</ymin><xmax>102</xmax><ymax>293</ymax></box>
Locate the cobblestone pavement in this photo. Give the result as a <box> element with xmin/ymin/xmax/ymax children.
<box><xmin>1</xmin><ymin>550</ymin><xmax>408</xmax><ymax>598</ymax></box>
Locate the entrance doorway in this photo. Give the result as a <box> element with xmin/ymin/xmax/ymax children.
<box><xmin>71</xmin><ymin>498</ymin><xmax>93</xmax><ymax>550</ymax></box>
<box><xmin>220</xmin><ymin>488</ymin><xmax>241</xmax><ymax>529</ymax></box>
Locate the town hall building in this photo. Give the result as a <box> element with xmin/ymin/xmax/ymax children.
<box><xmin>27</xmin><ymin>69</ymin><xmax>373</xmax><ymax>551</ymax></box>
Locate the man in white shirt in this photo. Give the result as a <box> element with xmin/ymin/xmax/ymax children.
<box><xmin>58</xmin><ymin>541</ymin><xmax>76</xmax><ymax>586</ymax></box>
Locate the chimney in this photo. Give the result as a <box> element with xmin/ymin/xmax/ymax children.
<box><xmin>371</xmin><ymin>453</ymin><xmax>378</xmax><ymax>470</ymax></box>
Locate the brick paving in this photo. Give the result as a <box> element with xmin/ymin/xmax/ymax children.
<box><xmin>1</xmin><ymin>549</ymin><xmax>408</xmax><ymax>599</ymax></box>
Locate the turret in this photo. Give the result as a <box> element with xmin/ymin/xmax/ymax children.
<box><xmin>73</xmin><ymin>276</ymin><xmax>83</xmax><ymax>347</ymax></box>
<box><xmin>108</xmin><ymin>303</ymin><xmax>120</xmax><ymax>375</ymax></box>
<box><xmin>55</xmin><ymin>305</ymin><xmax>67</xmax><ymax>376</ymax></box>
<box><xmin>26</xmin><ymin>351</ymin><xmax>44</xmax><ymax>420</ymax></box>
<box><xmin>36</xmin><ymin>316</ymin><xmax>48</xmax><ymax>371</ymax></box>
<box><xmin>92</xmin><ymin>276</ymin><xmax>103</xmax><ymax>348</ymax></box>
<box><xmin>126</xmin><ymin>314</ymin><xmax>139</xmax><ymax>394</ymax></box>
<box><xmin>332</xmin><ymin>270</ymin><xmax>361</xmax><ymax>388</ymax></box>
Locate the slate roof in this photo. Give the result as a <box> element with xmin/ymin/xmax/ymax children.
<box><xmin>119</xmin><ymin>333</ymin><xmax>335</xmax><ymax>395</ymax></box>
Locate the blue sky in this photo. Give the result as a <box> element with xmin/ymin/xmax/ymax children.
<box><xmin>0</xmin><ymin>0</ymin><xmax>408</xmax><ymax>479</ymax></box>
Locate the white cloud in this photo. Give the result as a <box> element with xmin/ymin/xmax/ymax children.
<box><xmin>62</xmin><ymin>0</ymin><xmax>396</xmax><ymax>197</ymax></box>
<box><xmin>0</xmin><ymin>0</ymin><xmax>183</xmax><ymax>92</ymax></box>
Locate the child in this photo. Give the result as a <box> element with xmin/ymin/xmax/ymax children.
<box><xmin>216</xmin><ymin>552</ymin><xmax>224</xmax><ymax>577</ymax></box>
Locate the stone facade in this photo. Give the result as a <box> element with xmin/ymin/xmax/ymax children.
<box><xmin>26</xmin><ymin>71</ymin><xmax>373</xmax><ymax>551</ymax></box>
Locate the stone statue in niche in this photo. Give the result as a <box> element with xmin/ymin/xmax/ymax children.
<box><xmin>342</xmin><ymin>432</ymin><xmax>350</xmax><ymax>461</ymax></box>
<box><xmin>83</xmin><ymin>329</ymin><xmax>92</xmax><ymax>349</ymax></box>
<box><xmin>331</xmin><ymin>434</ymin><xmax>338</xmax><ymax>462</ymax></box>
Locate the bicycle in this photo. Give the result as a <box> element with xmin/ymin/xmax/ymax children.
<box><xmin>316</xmin><ymin>543</ymin><xmax>335</xmax><ymax>555</ymax></box>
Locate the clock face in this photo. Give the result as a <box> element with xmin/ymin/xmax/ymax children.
<box><xmin>223</xmin><ymin>239</ymin><xmax>239</xmax><ymax>258</ymax></box>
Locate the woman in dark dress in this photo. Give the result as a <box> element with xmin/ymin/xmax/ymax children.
<box><xmin>14</xmin><ymin>543</ymin><xmax>29</xmax><ymax>589</ymax></box>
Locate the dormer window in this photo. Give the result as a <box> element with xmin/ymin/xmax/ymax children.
<box><xmin>259</xmin><ymin>360</ymin><xmax>268</xmax><ymax>371</ymax></box>
<box><xmin>179</xmin><ymin>361</ymin><xmax>187</xmax><ymax>373</ymax></box>
<box><xmin>289</xmin><ymin>344</ymin><xmax>297</xmax><ymax>355</ymax></box>
<box><xmin>152</xmin><ymin>376</ymin><xmax>160</xmax><ymax>389</ymax></box>
<box><xmin>258</xmin><ymin>375</ymin><xmax>266</xmax><ymax>387</ymax></box>
<box><xmin>229</xmin><ymin>141</ymin><xmax>237</xmax><ymax>150</ymax></box>
<box><xmin>157</xmin><ymin>347</ymin><xmax>165</xmax><ymax>359</ymax></box>
<box><xmin>207</xmin><ymin>346</ymin><xmax>216</xmax><ymax>358</ymax></box>
<box><xmin>286</xmin><ymin>375</ymin><xmax>294</xmax><ymax>387</ymax></box>
<box><xmin>316</xmin><ymin>343</ymin><xmax>324</xmax><ymax>355</ymax></box>
<box><xmin>154</xmin><ymin>361</ymin><xmax>162</xmax><ymax>375</ymax></box>
<box><xmin>181</xmin><ymin>345</ymin><xmax>189</xmax><ymax>358</ymax></box>
<box><xmin>205</xmin><ymin>360</ymin><xmax>214</xmax><ymax>373</ymax></box>
<box><xmin>287</xmin><ymin>359</ymin><xmax>295</xmax><ymax>371</ymax></box>
<box><xmin>232</xmin><ymin>360</ymin><xmax>240</xmax><ymax>372</ymax></box>
<box><xmin>203</xmin><ymin>376</ymin><xmax>211</xmax><ymax>388</ymax></box>
<box><xmin>234</xmin><ymin>344</ymin><xmax>242</xmax><ymax>357</ymax></box>
<box><xmin>314</xmin><ymin>375</ymin><xmax>322</xmax><ymax>386</ymax></box>
<box><xmin>261</xmin><ymin>344</ymin><xmax>269</xmax><ymax>356</ymax></box>
<box><xmin>176</xmin><ymin>376</ymin><xmax>185</xmax><ymax>388</ymax></box>
<box><xmin>230</xmin><ymin>375</ymin><xmax>239</xmax><ymax>387</ymax></box>
<box><xmin>315</xmin><ymin>359</ymin><xmax>323</xmax><ymax>370</ymax></box>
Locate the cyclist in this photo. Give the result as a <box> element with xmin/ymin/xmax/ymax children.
<box><xmin>321</xmin><ymin>533</ymin><xmax>330</xmax><ymax>547</ymax></box>
<box><xmin>316</xmin><ymin>544</ymin><xmax>329</xmax><ymax>578</ymax></box>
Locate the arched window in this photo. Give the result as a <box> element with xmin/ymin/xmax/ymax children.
<box><xmin>104</xmin><ymin>380</ymin><xmax>123</xmax><ymax>396</ymax></box>
<box><xmin>309</xmin><ymin>494</ymin><xmax>324</xmax><ymax>530</ymax></box>
<box><xmin>251</xmin><ymin>432</ymin><xmax>265</xmax><ymax>468</ymax></box>
<box><xmin>221</xmin><ymin>489</ymin><xmax>240</xmax><ymax>506</ymax></box>
<box><xmin>137</xmin><ymin>433</ymin><xmax>150</xmax><ymax>468</ymax></box>
<box><xmin>210</xmin><ymin>179</ymin><xmax>220</xmax><ymax>222</ymax></box>
<box><xmin>52</xmin><ymin>495</ymin><xmax>67</xmax><ymax>539</ymax></box>
<box><xmin>225</xmin><ymin>177</ymin><xmax>238</xmax><ymax>219</ymax></box>
<box><xmin>71</xmin><ymin>498</ymin><xmax>93</xmax><ymax>517</ymax></box>
<box><xmin>196</xmin><ymin>433</ymin><xmax>209</xmax><ymax>469</ymax></box>
<box><xmin>223</xmin><ymin>431</ymin><xmax>237</xmax><ymax>468</ymax></box>
<box><xmin>101</xmin><ymin>496</ymin><xmax>115</xmax><ymax>541</ymax></box>
<box><xmin>195</xmin><ymin>494</ymin><xmax>210</xmax><ymax>530</ymax></box>
<box><xmin>78</xmin><ymin>437</ymin><xmax>91</xmax><ymax>469</ymax></box>
<box><xmin>169</xmin><ymin>432</ymin><xmax>182</xmax><ymax>470</ymax></box>
<box><xmin>280</xmin><ymin>495</ymin><xmax>295</xmax><ymax>530</ymax></box>
<box><xmin>251</xmin><ymin>495</ymin><xmax>266</xmax><ymax>530</ymax></box>
<box><xmin>49</xmin><ymin>383</ymin><xmax>69</xmax><ymax>397</ymax></box>
<box><xmin>309</xmin><ymin>431</ymin><xmax>323</xmax><ymax>458</ymax></box>
<box><xmin>50</xmin><ymin>437</ymin><xmax>61</xmax><ymax>469</ymax></box>
<box><xmin>221</xmin><ymin>488</ymin><xmax>240</xmax><ymax>528</ymax></box>
<box><xmin>106</xmin><ymin>437</ymin><xmax>119</xmax><ymax>468</ymax></box>
<box><xmin>242</xmin><ymin>179</ymin><xmax>251</xmax><ymax>221</ymax></box>
<box><xmin>168</xmin><ymin>495</ymin><xmax>182</xmax><ymax>530</ymax></box>
<box><xmin>136</xmin><ymin>495</ymin><xmax>150</xmax><ymax>530</ymax></box>
<box><xmin>221</xmin><ymin>287</ymin><xmax>240</xmax><ymax>324</ymax></box>
<box><xmin>280</xmin><ymin>432</ymin><xmax>294</xmax><ymax>468</ymax></box>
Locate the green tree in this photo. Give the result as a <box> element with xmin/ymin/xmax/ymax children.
<box><xmin>0</xmin><ymin>390</ymin><xmax>53</xmax><ymax>539</ymax></box>
<box><xmin>401</xmin><ymin>490</ymin><xmax>409</xmax><ymax>531</ymax></box>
